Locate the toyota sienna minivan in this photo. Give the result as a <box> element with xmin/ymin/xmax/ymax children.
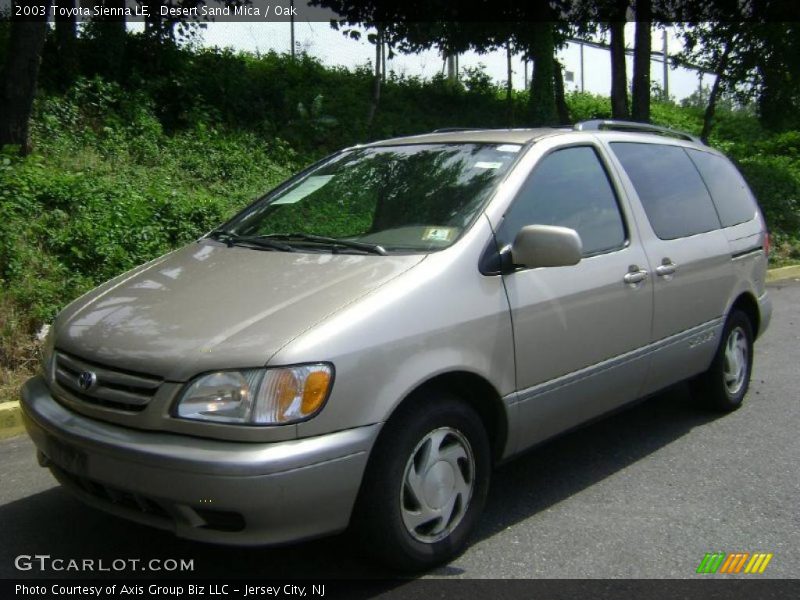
<box><xmin>22</xmin><ymin>120</ymin><xmax>772</xmax><ymax>570</ymax></box>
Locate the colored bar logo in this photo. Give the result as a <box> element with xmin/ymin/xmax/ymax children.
<box><xmin>696</xmin><ymin>552</ymin><xmax>773</xmax><ymax>574</ymax></box>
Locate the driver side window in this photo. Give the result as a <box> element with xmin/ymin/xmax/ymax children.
<box><xmin>497</xmin><ymin>146</ymin><xmax>627</xmax><ymax>256</ymax></box>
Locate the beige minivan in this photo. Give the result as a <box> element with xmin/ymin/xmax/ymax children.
<box><xmin>22</xmin><ymin>120</ymin><xmax>771</xmax><ymax>570</ymax></box>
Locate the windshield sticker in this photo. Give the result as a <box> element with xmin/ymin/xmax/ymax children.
<box><xmin>475</xmin><ymin>161</ymin><xmax>503</xmax><ymax>169</ymax></box>
<box><xmin>271</xmin><ymin>175</ymin><xmax>334</xmax><ymax>205</ymax></box>
<box><xmin>496</xmin><ymin>144</ymin><xmax>521</xmax><ymax>153</ymax></box>
<box><xmin>422</xmin><ymin>227</ymin><xmax>457</xmax><ymax>242</ymax></box>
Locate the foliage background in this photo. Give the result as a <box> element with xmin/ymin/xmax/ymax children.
<box><xmin>1</xmin><ymin>34</ymin><xmax>799</xmax><ymax>394</ymax></box>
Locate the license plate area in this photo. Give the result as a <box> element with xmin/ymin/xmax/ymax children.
<box><xmin>44</xmin><ymin>435</ymin><xmax>88</xmax><ymax>476</ymax></box>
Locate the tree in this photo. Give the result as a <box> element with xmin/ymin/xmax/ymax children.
<box><xmin>631</xmin><ymin>0</ymin><xmax>651</xmax><ymax>122</ymax></box>
<box><xmin>0</xmin><ymin>11</ymin><xmax>49</xmax><ymax>153</ymax></box>
<box><xmin>609</xmin><ymin>19</ymin><xmax>629</xmax><ymax>119</ymax></box>
<box><xmin>54</xmin><ymin>0</ymin><xmax>79</xmax><ymax>89</ymax></box>
<box><xmin>755</xmin><ymin>23</ymin><xmax>800</xmax><ymax>131</ymax></box>
<box><xmin>554</xmin><ymin>58</ymin><xmax>571</xmax><ymax>124</ymax></box>
<box><xmin>526</xmin><ymin>22</ymin><xmax>558</xmax><ymax>125</ymax></box>
<box><xmin>575</xmin><ymin>0</ymin><xmax>631</xmax><ymax>119</ymax></box>
<box><xmin>700</xmin><ymin>41</ymin><xmax>732</xmax><ymax>142</ymax></box>
<box><xmin>89</xmin><ymin>0</ymin><xmax>129</xmax><ymax>79</ymax></box>
<box><xmin>677</xmin><ymin>3</ymin><xmax>800</xmax><ymax>134</ymax></box>
<box><xmin>366</xmin><ymin>25</ymin><xmax>384</xmax><ymax>129</ymax></box>
<box><xmin>312</xmin><ymin>1</ymin><xmax>572</xmax><ymax>128</ymax></box>
<box><xmin>678</xmin><ymin>23</ymin><xmax>799</xmax><ymax>135</ymax></box>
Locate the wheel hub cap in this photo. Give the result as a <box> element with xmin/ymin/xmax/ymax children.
<box><xmin>723</xmin><ymin>326</ymin><xmax>748</xmax><ymax>396</ymax></box>
<box><xmin>422</xmin><ymin>461</ymin><xmax>456</xmax><ymax>509</ymax></box>
<box><xmin>401</xmin><ymin>427</ymin><xmax>475</xmax><ymax>544</ymax></box>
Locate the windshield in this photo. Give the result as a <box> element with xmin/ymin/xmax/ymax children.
<box><xmin>221</xmin><ymin>143</ymin><xmax>522</xmax><ymax>253</ymax></box>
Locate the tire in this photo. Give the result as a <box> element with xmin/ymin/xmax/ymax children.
<box><xmin>693</xmin><ymin>309</ymin><xmax>754</xmax><ymax>412</ymax></box>
<box><xmin>353</xmin><ymin>394</ymin><xmax>491</xmax><ymax>572</ymax></box>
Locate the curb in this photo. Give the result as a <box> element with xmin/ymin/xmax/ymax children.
<box><xmin>1</xmin><ymin>265</ymin><xmax>799</xmax><ymax>439</ymax></box>
<box><xmin>0</xmin><ymin>401</ymin><xmax>24</xmax><ymax>440</ymax></box>
<box><xmin>766</xmin><ymin>264</ymin><xmax>800</xmax><ymax>283</ymax></box>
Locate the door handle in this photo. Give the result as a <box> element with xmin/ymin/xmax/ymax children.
<box><xmin>623</xmin><ymin>266</ymin><xmax>648</xmax><ymax>285</ymax></box>
<box><xmin>655</xmin><ymin>259</ymin><xmax>678</xmax><ymax>277</ymax></box>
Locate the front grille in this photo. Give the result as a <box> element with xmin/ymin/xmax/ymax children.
<box><xmin>51</xmin><ymin>464</ymin><xmax>171</xmax><ymax>520</ymax></box>
<box><xmin>54</xmin><ymin>351</ymin><xmax>163</xmax><ymax>412</ymax></box>
<box><xmin>52</xmin><ymin>465</ymin><xmax>246</xmax><ymax>532</ymax></box>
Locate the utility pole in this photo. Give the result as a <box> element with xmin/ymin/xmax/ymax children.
<box><xmin>382</xmin><ymin>38</ymin><xmax>386</xmax><ymax>82</ymax></box>
<box><xmin>290</xmin><ymin>0</ymin><xmax>295</xmax><ymax>59</ymax></box>
<box><xmin>662</xmin><ymin>28</ymin><xmax>669</xmax><ymax>100</ymax></box>
<box><xmin>579</xmin><ymin>40</ymin><xmax>585</xmax><ymax>92</ymax></box>
<box><xmin>446</xmin><ymin>52</ymin><xmax>457</xmax><ymax>82</ymax></box>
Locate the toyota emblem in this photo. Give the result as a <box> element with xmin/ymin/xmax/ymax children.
<box><xmin>77</xmin><ymin>371</ymin><xmax>97</xmax><ymax>391</ymax></box>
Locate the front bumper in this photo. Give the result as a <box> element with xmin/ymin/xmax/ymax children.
<box><xmin>21</xmin><ymin>375</ymin><xmax>380</xmax><ymax>545</ymax></box>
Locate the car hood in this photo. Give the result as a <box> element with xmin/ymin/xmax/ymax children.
<box><xmin>55</xmin><ymin>241</ymin><xmax>425</xmax><ymax>381</ymax></box>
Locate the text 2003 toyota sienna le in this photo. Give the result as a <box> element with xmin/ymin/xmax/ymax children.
<box><xmin>22</xmin><ymin>121</ymin><xmax>771</xmax><ymax>570</ymax></box>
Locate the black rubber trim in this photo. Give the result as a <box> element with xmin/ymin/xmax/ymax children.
<box><xmin>731</xmin><ymin>245</ymin><xmax>763</xmax><ymax>259</ymax></box>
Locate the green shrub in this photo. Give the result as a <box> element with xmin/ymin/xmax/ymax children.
<box><xmin>0</xmin><ymin>83</ymin><xmax>296</xmax><ymax>329</ymax></box>
<box><xmin>737</xmin><ymin>155</ymin><xmax>800</xmax><ymax>235</ymax></box>
<box><xmin>566</xmin><ymin>92</ymin><xmax>612</xmax><ymax>121</ymax></box>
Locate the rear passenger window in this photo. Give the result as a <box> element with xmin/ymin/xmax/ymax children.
<box><xmin>611</xmin><ymin>143</ymin><xmax>721</xmax><ymax>240</ymax></box>
<box><xmin>498</xmin><ymin>146</ymin><xmax>626</xmax><ymax>256</ymax></box>
<box><xmin>687</xmin><ymin>149</ymin><xmax>757</xmax><ymax>227</ymax></box>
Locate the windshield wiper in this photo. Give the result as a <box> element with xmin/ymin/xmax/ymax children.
<box><xmin>208</xmin><ymin>230</ymin><xmax>295</xmax><ymax>252</ymax></box>
<box><xmin>262</xmin><ymin>233</ymin><xmax>387</xmax><ymax>255</ymax></box>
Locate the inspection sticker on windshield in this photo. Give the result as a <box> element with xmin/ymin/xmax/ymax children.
<box><xmin>496</xmin><ymin>144</ymin><xmax>521</xmax><ymax>153</ymax></box>
<box><xmin>422</xmin><ymin>227</ymin><xmax>456</xmax><ymax>242</ymax></box>
<box><xmin>475</xmin><ymin>161</ymin><xmax>503</xmax><ymax>169</ymax></box>
<box><xmin>272</xmin><ymin>175</ymin><xmax>334</xmax><ymax>205</ymax></box>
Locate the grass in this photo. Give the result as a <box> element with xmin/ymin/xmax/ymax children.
<box><xmin>0</xmin><ymin>293</ymin><xmax>38</xmax><ymax>403</ymax></box>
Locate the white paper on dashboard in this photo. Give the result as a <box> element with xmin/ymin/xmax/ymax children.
<box><xmin>271</xmin><ymin>175</ymin><xmax>335</xmax><ymax>205</ymax></box>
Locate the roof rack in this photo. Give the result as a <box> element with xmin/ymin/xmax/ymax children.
<box><xmin>574</xmin><ymin>120</ymin><xmax>703</xmax><ymax>144</ymax></box>
<box><xmin>431</xmin><ymin>127</ymin><xmax>481</xmax><ymax>133</ymax></box>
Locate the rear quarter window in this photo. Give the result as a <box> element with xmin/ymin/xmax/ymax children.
<box><xmin>611</xmin><ymin>142</ymin><xmax>721</xmax><ymax>240</ymax></box>
<box><xmin>686</xmin><ymin>149</ymin><xmax>758</xmax><ymax>227</ymax></box>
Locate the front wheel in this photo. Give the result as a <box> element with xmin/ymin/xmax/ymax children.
<box><xmin>693</xmin><ymin>310</ymin><xmax>754</xmax><ymax>412</ymax></box>
<box><xmin>353</xmin><ymin>395</ymin><xmax>491</xmax><ymax>572</ymax></box>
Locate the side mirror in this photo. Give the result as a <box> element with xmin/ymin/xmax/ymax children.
<box><xmin>511</xmin><ymin>224</ymin><xmax>583</xmax><ymax>269</ymax></box>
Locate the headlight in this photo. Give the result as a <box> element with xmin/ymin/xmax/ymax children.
<box><xmin>175</xmin><ymin>364</ymin><xmax>333</xmax><ymax>425</ymax></box>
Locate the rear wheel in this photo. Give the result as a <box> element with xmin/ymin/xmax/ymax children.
<box><xmin>353</xmin><ymin>394</ymin><xmax>490</xmax><ymax>571</ymax></box>
<box><xmin>693</xmin><ymin>310</ymin><xmax>754</xmax><ymax>412</ymax></box>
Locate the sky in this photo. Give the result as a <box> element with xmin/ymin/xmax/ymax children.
<box><xmin>0</xmin><ymin>0</ymin><xmax>712</xmax><ymax>101</ymax></box>
<box><xmin>192</xmin><ymin>22</ymin><xmax>709</xmax><ymax>101</ymax></box>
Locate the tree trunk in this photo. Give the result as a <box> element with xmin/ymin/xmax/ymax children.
<box><xmin>0</xmin><ymin>14</ymin><xmax>49</xmax><ymax>154</ymax></box>
<box><xmin>54</xmin><ymin>0</ymin><xmax>79</xmax><ymax>89</ymax></box>
<box><xmin>609</xmin><ymin>20</ymin><xmax>629</xmax><ymax>119</ymax></box>
<box><xmin>701</xmin><ymin>44</ymin><xmax>732</xmax><ymax>143</ymax></box>
<box><xmin>93</xmin><ymin>0</ymin><xmax>127</xmax><ymax>79</ymax></box>
<box><xmin>365</xmin><ymin>26</ymin><xmax>382</xmax><ymax>131</ymax></box>
<box><xmin>757</xmin><ymin>53</ymin><xmax>793</xmax><ymax>132</ymax></box>
<box><xmin>554</xmin><ymin>59</ymin><xmax>571</xmax><ymax>125</ymax></box>
<box><xmin>529</xmin><ymin>22</ymin><xmax>557</xmax><ymax>126</ymax></box>
<box><xmin>631</xmin><ymin>1</ymin><xmax>651</xmax><ymax>122</ymax></box>
<box><xmin>506</xmin><ymin>40</ymin><xmax>514</xmax><ymax>126</ymax></box>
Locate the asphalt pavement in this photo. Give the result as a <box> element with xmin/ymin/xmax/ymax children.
<box><xmin>1</xmin><ymin>281</ymin><xmax>798</xmax><ymax>580</ymax></box>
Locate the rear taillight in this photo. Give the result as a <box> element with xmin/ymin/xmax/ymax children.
<box><xmin>763</xmin><ymin>232</ymin><xmax>770</xmax><ymax>257</ymax></box>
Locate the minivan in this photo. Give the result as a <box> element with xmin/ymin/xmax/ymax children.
<box><xmin>22</xmin><ymin>120</ymin><xmax>771</xmax><ymax>570</ymax></box>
